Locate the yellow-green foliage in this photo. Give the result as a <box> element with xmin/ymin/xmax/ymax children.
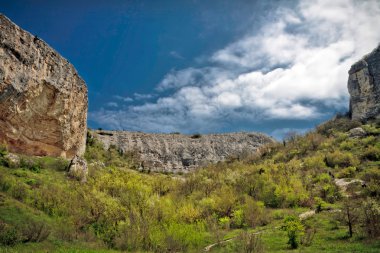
<box><xmin>0</xmin><ymin>119</ymin><xmax>379</xmax><ymax>252</ymax></box>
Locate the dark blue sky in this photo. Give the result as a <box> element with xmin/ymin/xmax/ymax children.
<box><xmin>2</xmin><ymin>0</ymin><xmax>378</xmax><ymax>139</ymax></box>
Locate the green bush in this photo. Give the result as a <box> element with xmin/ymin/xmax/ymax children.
<box><xmin>317</xmin><ymin>117</ymin><xmax>361</xmax><ymax>136</ymax></box>
<box><xmin>336</xmin><ymin>166</ymin><xmax>357</xmax><ymax>178</ymax></box>
<box><xmin>281</xmin><ymin>216</ymin><xmax>304</xmax><ymax>249</ymax></box>
<box><xmin>325</xmin><ymin>150</ymin><xmax>359</xmax><ymax>168</ymax></box>
<box><xmin>21</xmin><ymin>219</ymin><xmax>50</xmax><ymax>242</ymax></box>
<box><xmin>0</xmin><ymin>221</ymin><xmax>20</xmax><ymax>246</ymax></box>
<box><xmin>361</xmin><ymin>146</ymin><xmax>380</xmax><ymax>161</ymax></box>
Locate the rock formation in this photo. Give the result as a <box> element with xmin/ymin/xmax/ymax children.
<box><xmin>68</xmin><ymin>156</ymin><xmax>88</xmax><ymax>183</ymax></box>
<box><xmin>0</xmin><ymin>14</ymin><xmax>88</xmax><ymax>159</ymax></box>
<box><xmin>348</xmin><ymin>44</ymin><xmax>380</xmax><ymax>122</ymax></box>
<box><xmin>92</xmin><ymin>130</ymin><xmax>274</xmax><ymax>173</ymax></box>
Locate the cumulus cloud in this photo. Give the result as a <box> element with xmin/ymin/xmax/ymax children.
<box><xmin>90</xmin><ymin>0</ymin><xmax>380</xmax><ymax>133</ymax></box>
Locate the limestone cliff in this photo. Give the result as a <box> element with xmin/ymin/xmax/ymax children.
<box><xmin>92</xmin><ymin>130</ymin><xmax>274</xmax><ymax>173</ymax></box>
<box><xmin>0</xmin><ymin>14</ymin><xmax>88</xmax><ymax>158</ymax></box>
<box><xmin>348</xmin><ymin>44</ymin><xmax>380</xmax><ymax>121</ymax></box>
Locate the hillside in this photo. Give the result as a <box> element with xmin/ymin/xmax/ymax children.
<box><xmin>0</xmin><ymin>116</ymin><xmax>379</xmax><ymax>252</ymax></box>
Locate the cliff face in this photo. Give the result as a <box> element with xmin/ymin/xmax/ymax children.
<box><xmin>0</xmin><ymin>14</ymin><xmax>88</xmax><ymax>158</ymax></box>
<box><xmin>348</xmin><ymin>44</ymin><xmax>380</xmax><ymax>122</ymax></box>
<box><xmin>92</xmin><ymin>130</ymin><xmax>274</xmax><ymax>173</ymax></box>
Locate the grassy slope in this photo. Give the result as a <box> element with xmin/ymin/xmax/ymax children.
<box><xmin>0</xmin><ymin>117</ymin><xmax>379</xmax><ymax>252</ymax></box>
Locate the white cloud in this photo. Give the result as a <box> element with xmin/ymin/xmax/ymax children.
<box><xmin>133</xmin><ymin>93</ymin><xmax>156</xmax><ymax>100</ymax></box>
<box><xmin>91</xmin><ymin>0</ymin><xmax>380</xmax><ymax>133</ymax></box>
<box><xmin>106</xmin><ymin>102</ymin><xmax>118</xmax><ymax>107</ymax></box>
<box><xmin>114</xmin><ymin>95</ymin><xmax>133</xmax><ymax>102</ymax></box>
<box><xmin>169</xmin><ymin>50</ymin><xmax>185</xmax><ymax>59</ymax></box>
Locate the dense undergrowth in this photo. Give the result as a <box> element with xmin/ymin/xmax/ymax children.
<box><xmin>0</xmin><ymin>117</ymin><xmax>379</xmax><ymax>252</ymax></box>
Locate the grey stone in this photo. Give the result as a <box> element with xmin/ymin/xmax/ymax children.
<box><xmin>4</xmin><ymin>153</ymin><xmax>20</xmax><ymax>168</ymax></box>
<box><xmin>92</xmin><ymin>130</ymin><xmax>274</xmax><ymax>173</ymax></box>
<box><xmin>0</xmin><ymin>14</ymin><xmax>88</xmax><ymax>159</ymax></box>
<box><xmin>68</xmin><ymin>156</ymin><xmax>88</xmax><ymax>182</ymax></box>
<box><xmin>348</xmin><ymin>127</ymin><xmax>367</xmax><ymax>138</ymax></box>
<box><xmin>348</xmin><ymin>44</ymin><xmax>380</xmax><ymax>122</ymax></box>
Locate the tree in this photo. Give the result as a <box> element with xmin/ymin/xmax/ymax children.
<box><xmin>341</xmin><ymin>199</ymin><xmax>360</xmax><ymax>238</ymax></box>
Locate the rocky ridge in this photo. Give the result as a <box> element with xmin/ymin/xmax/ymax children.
<box><xmin>0</xmin><ymin>14</ymin><xmax>88</xmax><ymax>159</ymax></box>
<box><xmin>348</xmin><ymin>44</ymin><xmax>380</xmax><ymax>121</ymax></box>
<box><xmin>92</xmin><ymin>130</ymin><xmax>274</xmax><ymax>173</ymax></box>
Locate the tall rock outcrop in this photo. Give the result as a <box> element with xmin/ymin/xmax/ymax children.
<box><xmin>348</xmin><ymin>44</ymin><xmax>380</xmax><ymax>121</ymax></box>
<box><xmin>92</xmin><ymin>130</ymin><xmax>274</xmax><ymax>173</ymax></box>
<box><xmin>0</xmin><ymin>14</ymin><xmax>87</xmax><ymax>158</ymax></box>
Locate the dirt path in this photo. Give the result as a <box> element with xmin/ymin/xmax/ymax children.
<box><xmin>203</xmin><ymin>228</ymin><xmax>276</xmax><ymax>252</ymax></box>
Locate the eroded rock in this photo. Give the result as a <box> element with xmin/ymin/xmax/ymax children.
<box><xmin>68</xmin><ymin>156</ymin><xmax>88</xmax><ymax>182</ymax></box>
<box><xmin>348</xmin><ymin>44</ymin><xmax>380</xmax><ymax>122</ymax></box>
<box><xmin>92</xmin><ymin>130</ymin><xmax>274</xmax><ymax>173</ymax></box>
<box><xmin>0</xmin><ymin>14</ymin><xmax>88</xmax><ymax>158</ymax></box>
<box><xmin>348</xmin><ymin>127</ymin><xmax>366</xmax><ymax>138</ymax></box>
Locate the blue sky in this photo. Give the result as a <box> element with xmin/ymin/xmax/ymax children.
<box><xmin>2</xmin><ymin>0</ymin><xmax>380</xmax><ymax>139</ymax></box>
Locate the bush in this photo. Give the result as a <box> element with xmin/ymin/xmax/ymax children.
<box><xmin>191</xmin><ymin>133</ymin><xmax>202</xmax><ymax>139</ymax></box>
<box><xmin>361</xmin><ymin>146</ymin><xmax>380</xmax><ymax>161</ymax></box>
<box><xmin>325</xmin><ymin>151</ymin><xmax>359</xmax><ymax>168</ymax></box>
<box><xmin>301</xmin><ymin>226</ymin><xmax>316</xmax><ymax>246</ymax></box>
<box><xmin>21</xmin><ymin>219</ymin><xmax>50</xmax><ymax>242</ymax></box>
<box><xmin>317</xmin><ymin>117</ymin><xmax>361</xmax><ymax>136</ymax></box>
<box><xmin>336</xmin><ymin>166</ymin><xmax>357</xmax><ymax>178</ymax></box>
<box><xmin>244</xmin><ymin>199</ymin><xmax>268</xmax><ymax>228</ymax></box>
<box><xmin>20</xmin><ymin>158</ymin><xmax>42</xmax><ymax>173</ymax></box>
<box><xmin>235</xmin><ymin>231</ymin><xmax>264</xmax><ymax>253</ymax></box>
<box><xmin>281</xmin><ymin>216</ymin><xmax>304</xmax><ymax>249</ymax></box>
<box><xmin>10</xmin><ymin>183</ymin><xmax>28</xmax><ymax>201</ymax></box>
<box><xmin>0</xmin><ymin>221</ymin><xmax>20</xmax><ymax>246</ymax></box>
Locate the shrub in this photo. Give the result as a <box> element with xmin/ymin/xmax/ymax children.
<box><xmin>244</xmin><ymin>199</ymin><xmax>268</xmax><ymax>228</ymax></box>
<box><xmin>362</xmin><ymin>124</ymin><xmax>380</xmax><ymax>135</ymax></box>
<box><xmin>361</xmin><ymin>146</ymin><xmax>380</xmax><ymax>161</ymax></box>
<box><xmin>21</xmin><ymin>219</ymin><xmax>50</xmax><ymax>242</ymax></box>
<box><xmin>336</xmin><ymin>166</ymin><xmax>357</xmax><ymax>178</ymax></box>
<box><xmin>10</xmin><ymin>183</ymin><xmax>28</xmax><ymax>201</ymax></box>
<box><xmin>281</xmin><ymin>216</ymin><xmax>304</xmax><ymax>249</ymax></box>
<box><xmin>339</xmin><ymin>140</ymin><xmax>355</xmax><ymax>151</ymax></box>
<box><xmin>231</xmin><ymin>208</ymin><xmax>244</xmax><ymax>228</ymax></box>
<box><xmin>314</xmin><ymin>197</ymin><xmax>328</xmax><ymax>213</ymax></box>
<box><xmin>235</xmin><ymin>231</ymin><xmax>264</xmax><ymax>253</ymax></box>
<box><xmin>325</xmin><ymin>151</ymin><xmax>359</xmax><ymax>168</ymax></box>
<box><xmin>191</xmin><ymin>133</ymin><xmax>202</xmax><ymax>139</ymax></box>
<box><xmin>20</xmin><ymin>158</ymin><xmax>42</xmax><ymax>173</ymax></box>
<box><xmin>0</xmin><ymin>221</ymin><xmax>20</xmax><ymax>246</ymax></box>
<box><xmin>218</xmin><ymin>216</ymin><xmax>231</xmax><ymax>229</ymax></box>
<box><xmin>317</xmin><ymin>117</ymin><xmax>361</xmax><ymax>136</ymax></box>
<box><xmin>39</xmin><ymin>157</ymin><xmax>70</xmax><ymax>171</ymax></box>
<box><xmin>301</xmin><ymin>226</ymin><xmax>316</xmax><ymax>246</ymax></box>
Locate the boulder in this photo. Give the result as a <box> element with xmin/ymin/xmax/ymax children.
<box><xmin>348</xmin><ymin>44</ymin><xmax>380</xmax><ymax>122</ymax></box>
<box><xmin>68</xmin><ymin>156</ymin><xmax>88</xmax><ymax>182</ymax></box>
<box><xmin>0</xmin><ymin>14</ymin><xmax>87</xmax><ymax>159</ymax></box>
<box><xmin>348</xmin><ymin>127</ymin><xmax>366</xmax><ymax>138</ymax></box>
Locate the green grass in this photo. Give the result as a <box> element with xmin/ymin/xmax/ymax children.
<box><xmin>0</xmin><ymin>119</ymin><xmax>379</xmax><ymax>252</ymax></box>
<box><xmin>212</xmin><ymin>212</ymin><xmax>380</xmax><ymax>252</ymax></box>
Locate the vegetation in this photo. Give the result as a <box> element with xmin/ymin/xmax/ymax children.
<box><xmin>0</xmin><ymin>117</ymin><xmax>379</xmax><ymax>252</ymax></box>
